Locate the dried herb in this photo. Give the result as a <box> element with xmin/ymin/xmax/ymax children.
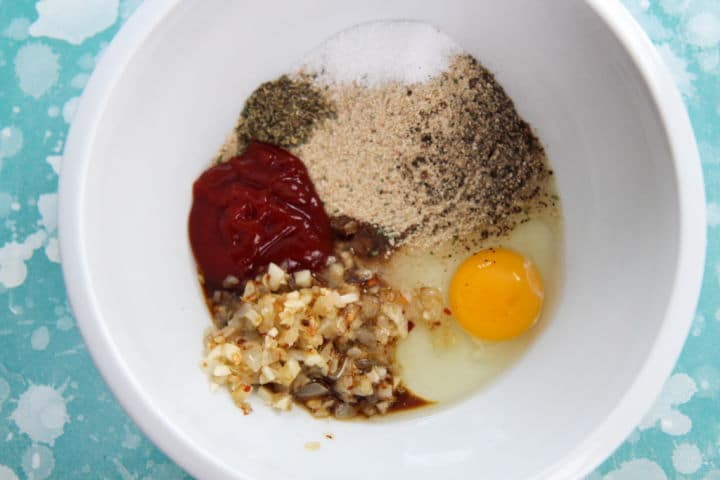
<box><xmin>235</xmin><ymin>75</ymin><xmax>335</xmax><ymax>150</ymax></box>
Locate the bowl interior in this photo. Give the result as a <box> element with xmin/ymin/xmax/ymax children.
<box><xmin>74</xmin><ymin>0</ymin><xmax>681</xmax><ymax>478</ymax></box>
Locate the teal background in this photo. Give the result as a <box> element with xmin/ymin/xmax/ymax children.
<box><xmin>0</xmin><ymin>1</ymin><xmax>718</xmax><ymax>478</ymax></box>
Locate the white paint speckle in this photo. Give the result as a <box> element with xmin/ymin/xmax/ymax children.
<box><xmin>70</xmin><ymin>72</ymin><xmax>89</xmax><ymax>89</ymax></box>
<box><xmin>704</xmin><ymin>470</ymin><xmax>720</xmax><ymax>480</ymax></box>
<box><xmin>658</xmin><ymin>409</ymin><xmax>692</xmax><ymax>436</ymax></box>
<box><xmin>693</xmin><ymin>364</ymin><xmax>720</xmax><ymax>398</ymax></box>
<box><xmin>691</xmin><ymin>313</ymin><xmax>706</xmax><ymax>336</ymax></box>
<box><xmin>31</xmin><ymin>326</ymin><xmax>50</xmax><ymax>351</ymax></box>
<box><xmin>0</xmin><ymin>230</ymin><xmax>47</xmax><ymax>288</ymax></box>
<box><xmin>3</xmin><ymin>17</ymin><xmax>31</xmax><ymax>41</ymax></box>
<box><xmin>0</xmin><ymin>465</ymin><xmax>20</xmax><ymax>480</ymax></box>
<box><xmin>10</xmin><ymin>202</ymin><xmax>20</xmax><ymax>212</ymax></box>
<box><xmin>673</xmin><ymin>443</ymin><xmax>703</xmax><ymax>474</ymax></box>
<box><xmin>113</xmin><ymin>458</ymin><xmax>135</xmax><ymax>480</ymax></box>
<box><xmin>660</xmin><ymin>0</ymin><xmax>690</xmax><ymax>16</ymax></box>
<box><xmin>700</xmin><ymin>140</ymin><xmax>720</xmax><ymax>165</ymax></box>
<box><xmin>37</xmin><ymin>193</ymin><xmax>57</xmax><ymax>232</ymax></box>
<box><xmin>697</xmin><ymin>48</ymin><xmax>719</xmax><ymax>73</ymax></box>
<box><xmin>55</xmin><ymin>316</ymin><xmax>73</xmax><ymax>331</ymax></box>
<box><xmin>623</xmin><ymin>2</ymin><xmax>671</xmax><ymax>41</ymax></box>
<box><xmin>603</xmin><ymin>459</ymin><xmax>667</xmax><ymax>480</ymax></box>
<box><xmin>62</xmin><ymin>96</ymin><xmax>80</xmax><ymax>124</ymax></box>
<box><xmin>686</xmin><ymin>12</ymin><xmax>720</xmax><ymax>48</ymax></box>
<box><xmin>45</xmin><ymin>238</ymin><xmax>60</xmax><ymax>263</ymax></box>
<box><xmin>0</xmin><ymin>126</ymin><xmax>24</xmax><ymax>159</ymax></box>
<box><xmin>77</xmin><ymin>53</ymin><xmax>95</xmax><ymax>70</ymax></box>
<box><xmin>30</xmin><ymin>0</ymin><xmax>119</xmax><ymax>45</ymax></box>
<box><xmin>14</xmin><ymin>43</ymin><xmax>60</xmax><ymax>98</ymax></box>
<box><xmin>657</xmin><ymin>43</ymin><xmax>696</xmax><ymax>98</ymax></box>
<box><xmin>141</xmin><ymin>463</ymin><xmax>186</xmax><ymax>480</ymax></box>
<box><xmin>10</xmin><ymin>384</ymin><xmax>69</xmax><ymax>445</ymax></box>
<box><xmin>47</xmin><ymin>106</ymin><xmax>60</xmax><ymax>118</ymax></box>
<box><xmin>639</xmin><ymin>373</ymin><xmax>697</xmax><ymax>436</ymax></box>
<box><xmin>45</xmin><ymin>155</ymin><xmax>61</xmax><ymax>175</ymax></box>
<box><xmin>21</xmin><ymin>444</ymin><xmax>54</xmax><ymax>480</ymax></box>
<box><xmin>121</xmin><ymin>425</ymin><xmax>141</xmax><ymax>449</ymax></box>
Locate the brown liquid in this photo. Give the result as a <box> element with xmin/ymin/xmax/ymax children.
<box><xmin>294</xmin><ymin>385</ymin><xmax>432</xmax><ymax>419</ymax></box>
<box><xmin>388</xmin><ymin>388</ymin><xmax>433</xmax><ymax>413</ymax></box>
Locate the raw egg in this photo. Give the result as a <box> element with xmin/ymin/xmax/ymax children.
<box><xmin>449</xmin><ymin>248</ymin><xmax>544</xmax><ymax>341</ymax></box>
<box><xmin>389</xmin><ymin>217</ymin><xmax>560</xmax><ymax>403</ymax></box>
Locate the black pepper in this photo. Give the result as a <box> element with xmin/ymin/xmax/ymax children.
<box><xmin>399</xmin><ymin>54</ymin><xmax>552</xmax><ymax>240</ymax></box>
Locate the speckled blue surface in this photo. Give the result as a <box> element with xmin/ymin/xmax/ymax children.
<box><xmin>0</xmin><ymin>1</ymin><xmax>718</xmax><ymax>479</ymax></box>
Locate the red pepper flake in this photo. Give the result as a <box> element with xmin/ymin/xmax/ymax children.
<box><xmin>408</xmin><ymin>321</ymin><xmax>415</xmax><ymax>332</ymax></box>
<box><xmin>243</xmin><ymin>385</ymin><xmax>252</xmax><ymax>392</ymax></box>
<box><xmin>443</xmin><ymin>308</ymin><xmax>452</xmax><ymax>316</ymax></box>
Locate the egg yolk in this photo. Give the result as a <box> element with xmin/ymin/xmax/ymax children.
<box><xmin>449</xmin><ymin>248</ymin><xmax>544</xmax><ymax>341</ymax></box>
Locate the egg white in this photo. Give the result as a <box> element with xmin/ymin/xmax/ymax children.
<box><xmin>385</xmin><ymin>214</ymin><xmax>563</xmax><ymax>403</ymax></box>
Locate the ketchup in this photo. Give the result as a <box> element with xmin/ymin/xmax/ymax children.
<box><xmin>189</xmin><ymin>142</ymin><xmax>332</xmax><ymax>291</ymax></box>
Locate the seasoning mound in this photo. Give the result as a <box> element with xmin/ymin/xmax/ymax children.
<box><xmin>221</xmin><ymin>53</ymin><xmax>556</xmax><ymax>249</ymax></box>
<box><xmin>299</xmin><ymin>21</ymin><xmax>461</xmax><ymax>87</ymax></box>
<box><xmin>219</xmin><ymin>75</ymin><xmax>336</xmax><ymax>159</ymax></box>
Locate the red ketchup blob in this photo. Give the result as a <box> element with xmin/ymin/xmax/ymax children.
<box><xmin>189</xmin><ymin>142</ymin><xmax>332</xmax><ymax>292</ymax></box>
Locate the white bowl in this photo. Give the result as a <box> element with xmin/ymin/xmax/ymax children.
<box><xmin>58</xmin><ymin>0</ymin><xmax>706</xmax><ymax>479</ymax></box>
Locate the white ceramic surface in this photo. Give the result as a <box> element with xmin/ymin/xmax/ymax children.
<box><xmin>58</xmin><ymin>1</ymin><xmax>706</xmax><ymax>479</ymax></box>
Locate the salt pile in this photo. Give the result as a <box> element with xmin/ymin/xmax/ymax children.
<box><xmin>299</xmin><ymin>21</ymin><xmax>461</xmax><ymax>86</ymax></box>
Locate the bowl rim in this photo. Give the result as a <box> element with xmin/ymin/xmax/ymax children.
<box><xmin>58</xmin><ymin>1</ymin><xmax>706</xmax><ymax>478</ymax></box>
